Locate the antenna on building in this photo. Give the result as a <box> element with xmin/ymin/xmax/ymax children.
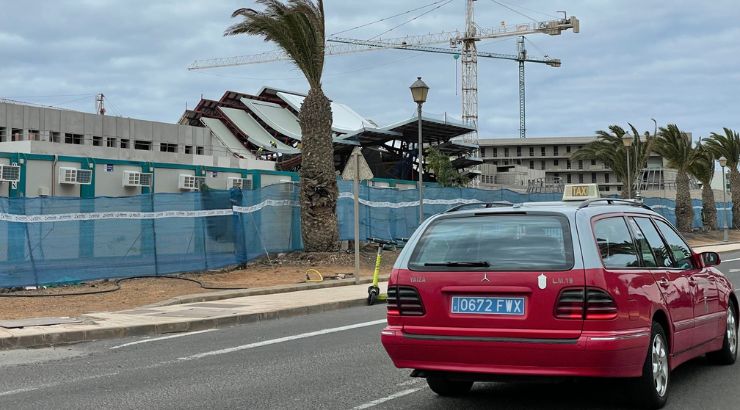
<box><xmin>95</xmin><ymin>93</ymin><xmax>106</xmax><ymax>115</ymax></box>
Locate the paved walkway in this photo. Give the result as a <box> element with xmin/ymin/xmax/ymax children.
<box><xmin>0</xmin><ymin>282</ymin><xmax>388</xmax><ymax>350</ymax></box>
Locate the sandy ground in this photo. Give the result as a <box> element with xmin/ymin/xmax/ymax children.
<box><xmin>0</xmin><ymin>248</ymin><xmax>399</xmax><ymax>320</ymax></box>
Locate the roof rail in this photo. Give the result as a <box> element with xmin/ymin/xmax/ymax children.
<box><xmin>577</xmin><ymin>198</ymin><xmax>653</xmax><ymax>210</ymax></box>
<box><xmin>446</xmin><ymin>201</ymin><xmax>514</xmax><ymax>213</ymax></box>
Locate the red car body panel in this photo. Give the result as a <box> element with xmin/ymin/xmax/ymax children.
<box><xmin>381</xmin><ymin>206</ymin><xmax>737</xmax><ymax>379</ymax></box>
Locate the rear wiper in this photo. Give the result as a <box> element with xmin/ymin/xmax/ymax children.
<box><xmin>424</xmin><ymin>261</ymin><xmax>490</xmax><ymax>267</ymax></box>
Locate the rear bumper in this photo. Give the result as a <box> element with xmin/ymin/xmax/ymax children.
<box><xmin>381</xmin><ymin>326</ymin><xmax>650</xmax><ymax>378</ymax></box>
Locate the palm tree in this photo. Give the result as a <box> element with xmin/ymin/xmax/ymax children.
<box><xmin>653</xmin><ymin>124</ymin><xmax>696</xmax><ymax>232</ymax></box>
<box><xmin>706</xmin><ymin>128</ymin><xmax>740</xmax><ymax>229</ymax></box>
<box><xmin>225</xmin><ymin>0</ymin><xmax>338</xmax><ymax>251</ymax></box>
<box><xmin>688</xmin><ymin>142</ymin><xmax>717</xmax><ymax>230</ymax></box>
<box><xmin>571</xmin><ymin>124</ymin><xmax>654</xmax><ymax>199</ymax></box>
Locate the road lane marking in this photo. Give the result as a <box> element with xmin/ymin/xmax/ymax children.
<box><xmin>0</xmin><ymin>387</ymin><xmax>39</xmax><ymax>397</ymax></box>
<box><xmin>178</xmin><ymin>319</ymin><xmax>387</xmax><ymax>361</ymax></box>
<box><xmin>722</xmin><ymin>257</ymin><xmax>740</xmax><ymax>262</ymax></box>
<box><xmin>0</xmin><ymin>372</ymin><xmax>119</xmax><ymax>397</ymax></box>
<box><xmin>352</xmin><ymin>387</ymin><xmax>427</xmax><ymax>409</ymax></box>
<box><xmin>729</xmin><ymin>269</ymin><xmax>740</xmax><ymax>273</ymax></box>
<box><xmin>110</xmin><ymin>329</ymin><xmax>216</xmax><ymax>350</ymax></box>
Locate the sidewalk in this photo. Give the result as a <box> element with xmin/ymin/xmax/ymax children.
<box><xmin>0</xmin><ymin>281</ymin><xmax>389</xmax><ymax>350</ymax></box>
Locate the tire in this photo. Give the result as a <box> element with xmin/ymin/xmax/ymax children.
<box><xmin>634</xmin><ymin>322</ymin><xmax>670</xmax><ymax>409</ymax></box>
<box><xmin>426</xmin><ymin>376</ymin><xmax>473</xmax><ymax>397</ymax></box>
<box><xmin>707</xmin><ymin>302</ymin><xmax>738</xmax><ymax>365</ymax></box>
<box><xmin>367</xmin><ymin>286</ymin><xmax>379</xmax><ymax>305</ymax></box>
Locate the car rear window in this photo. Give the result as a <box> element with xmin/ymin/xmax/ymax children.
<box><xmin>408</xmin><ymin>214</ymin><xmax>574</xmax><ymax>271</ymax></box>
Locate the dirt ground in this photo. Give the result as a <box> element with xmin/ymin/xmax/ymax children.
<box><xmin>2</xmin><ymin>230</ymin><xmax>738</xmax><ymax>321</ymax></box>
<box><xmin>0</xmin><ymin>247</ymin><xmax>399</xmax><ymax>320</ymax></box>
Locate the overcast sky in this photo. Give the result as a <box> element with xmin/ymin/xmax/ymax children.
<box><xmin>1</xmin><ymin>0</ymin><xmax>738</xmax><ymax>139</ymax></box>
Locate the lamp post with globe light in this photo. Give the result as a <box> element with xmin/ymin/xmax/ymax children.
<box><xmin>410</xmin><ymin>77</ymin><xmax>429</xmax><ymax>223</ymax></box>
<box><xmin>622</xmin><ymin>133</ymin><xmax>634</xmax><ymax>199</ymax></box>
<box><xmin>720</xmin><ymin>156</ymin><xmax>729</xmax><ymax>242</ymax></box>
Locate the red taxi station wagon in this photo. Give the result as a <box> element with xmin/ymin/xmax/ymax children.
<box><xmin>381</xmin><ymin>186</ymin><xmax>738</xmax><ymax>409</ymax></box>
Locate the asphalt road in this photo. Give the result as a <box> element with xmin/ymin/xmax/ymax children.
<box><xmin>1</xmin><ymin>251</ymin><xmax>739</xmax><ymax>410</ymax></box>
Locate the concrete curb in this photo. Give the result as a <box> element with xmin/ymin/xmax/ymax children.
<box><xmin>144</xmin><ymin>275</ymin><xmax>390</xmax><ymax>308</ymax></box>
<box><xmin>0</xmin><ymin>298</ymin><xmax>371</xmax><ymax>350</ymax></box>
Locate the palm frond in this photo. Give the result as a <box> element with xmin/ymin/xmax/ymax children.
<box><xmin>706</xmin><ymin>127</ymin><xmax>740</xmax><ymax>168</ymax></box>
<box><xmin>225</xmin><ymin>0</ymin><xmax>325</xmax><ymax>88</ymax></box>
<box><xmin>653</xmin><ymin>124</ymin><xmax>695</xmax><ymax>172</ymax></box>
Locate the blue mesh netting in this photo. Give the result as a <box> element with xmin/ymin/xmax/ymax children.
<box><xmin>0</xmin><ymin>182</ymin><xmax>730</xmax><ymax>288</ymax></box>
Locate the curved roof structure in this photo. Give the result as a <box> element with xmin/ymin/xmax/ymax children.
<box><xmin>219</xmin><ymin>107</ymin><xmax>300</xmax><ymax>155</ymax></box>
<box><xmin>241</xmin><ymin>98</ymin><xmax>302</xmax><ymax>141</ymax></box>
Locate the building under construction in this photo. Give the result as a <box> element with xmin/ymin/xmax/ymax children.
<box><xmin>179</xmin><ymin>86</ymin><xmax>480</xmax><ymax>182</ymax></box>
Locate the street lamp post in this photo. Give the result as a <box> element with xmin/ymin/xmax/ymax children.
<box><xmin>720</xmin><ymin>156</ymin><xmax>729</xmax><ymax>242</ymax></box>
<box><xmin>410</xmin><ymin>77</ymin><xmax>429</xmax><ymax>223</ymax></box>
<box><xmin>622</xmin><ymin>133</ymin><xmax>634</xmax><ymax>199</ymax></box>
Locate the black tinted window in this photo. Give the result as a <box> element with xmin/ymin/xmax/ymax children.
<box><xmin>594</xmin><ymin>217</ymin><xmax>639</xmax><ymax>268</ymax></box>
<box><xmin>633</xmin><ymin>218</ymin><xmax>672</xmax><ymax>268</ymax></box>
<box><xmin>655</xmin><ymin>220</ymin><xmax>694</xmax><ymax>269</ymax></box>
<box><xmin>628</xmin><ymin>217</ymin><xmax>657</xmax><ymax>267</ymax></box>
<box><xmin>408</xmin><ymin>214</ymin><xmax>574</xmax><ymax>271</ymax></box>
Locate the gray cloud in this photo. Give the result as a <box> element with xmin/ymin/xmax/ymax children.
<box><xmin>0</xmin><ymin>0</ymin><xmax>738</xmax><ymax>140</ymax></box>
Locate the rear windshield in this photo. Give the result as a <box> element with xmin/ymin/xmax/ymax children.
<box><xmin>408</xmin><ymin>213</ymin><xmax>574</xmax><ymax>271</ymax></box>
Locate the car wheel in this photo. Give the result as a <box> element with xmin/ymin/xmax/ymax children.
<box><xmin>634</xmin><ymin>322</ymin><xmax>669</xmax><ymax>409</ymax></box>
<box><xmin>426</xmin><ymin>376</ymin><xmax>473</xmax><ymax>397</ymax></box>
<box><xmin>707</xmin><ymin>303</ymin><xmax>738</xmax><ymax>365</ymax></box>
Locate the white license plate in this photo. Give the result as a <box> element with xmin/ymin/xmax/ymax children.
<box><xmin>450</xmin><ymin>296</ymin><xmax>525</xmax><ymax>315</ymax></box>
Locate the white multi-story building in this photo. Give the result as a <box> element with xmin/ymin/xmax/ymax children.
<box><xmin>478</xmin><ymin>136</ymin><xmax>667</xmax><ymax>193</ymax></box>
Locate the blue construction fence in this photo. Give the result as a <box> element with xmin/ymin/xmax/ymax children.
<box><xmin>0</xmin><ymin>181</ymin><xmax>732</xmax><ymax>287</ymax></box>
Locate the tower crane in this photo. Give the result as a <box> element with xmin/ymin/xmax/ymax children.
<box><xmin>188</xmin><ymin>2</ymin><xmax>579</xmax><ymax>143</ymax></box>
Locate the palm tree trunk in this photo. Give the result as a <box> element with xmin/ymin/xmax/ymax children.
<box><xmin>731</xmin><ymin>167</ymin><xmax>740</xmax><ymax>229</ymax></box>
<box><xmin>701</xmin><ymin>183</ymin><xmax>717</xmax><ymax>230</ymax></box>
<box><xmin>299</xmin><ymin>87</ymin><xmax>339</xmax><ymax>251</ymax></box>
<box><xmin>674</xmin><ymin>170</ymin><xmax>694</xmax><ymax>232</ymax></box>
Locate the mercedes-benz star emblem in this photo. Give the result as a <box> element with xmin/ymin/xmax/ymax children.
<box><xmin>481</xmin><ymin>273</ymin><xmax>490</xmax><ymax>283</ymax></box>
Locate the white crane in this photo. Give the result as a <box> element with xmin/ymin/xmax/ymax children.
<box><xmin>188</xmin><ymin>1</ymin><xmax>579</xmax><ymax>144</ymax></box>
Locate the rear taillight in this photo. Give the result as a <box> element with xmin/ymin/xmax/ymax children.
<box><xmin>555</xmin><ymin>287</ymin><xmax>617</xmax><ymax>320</ymax></box>
<box><xmin>554</xmin><ymin>288</ymin><xmax>585</xmax><ymax>319</ymax></box>
<box><xmin>387</xmin><ymin>285</ymin><xmax>425</xmax><ymax>316</ymax></box>
<box><xmin>585</xmin><ymin>288</ymin><xmax>618</xmax><ymax>320</ymax></box>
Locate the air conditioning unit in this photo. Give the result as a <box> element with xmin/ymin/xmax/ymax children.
<box><xmin>0</xmin><ymin>164</ymin><xmax>20</xmax><ymax>182</ymax></box>
<box><xmin>178</xmin><ymin>174</ymin><xmax>203</xmax><ymax>191</ymax></box>
<box><xmin>58</xmin><ymin>167</ymin><xmax>92</xmax><ymax>185</ymax></box>
<box><xmin>123</xmin><ymin>171</ymin><xmax>153</xmax><ymax>187</ymax></box>
<box><xmin>227</xmin><ymin>176</ymin><xmax>253</xmax><ymax>190</ymax></box>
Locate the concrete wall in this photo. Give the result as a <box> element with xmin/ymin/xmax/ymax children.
<box><xmin>95</xmin><ymin>163</ymin><xmax>145</xmax><ymax>197</ymax></box>
<box><xmin>154</xmin><ymin>168</ymin><xmax>195</xmax><ymax>193</ymax></box>
<box><xmin>0</xmin><ymin>157</ymin><xmax>8</xmax><ymax>197</ymax></box>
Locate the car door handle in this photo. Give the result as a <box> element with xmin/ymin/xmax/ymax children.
<box><xmin>688</xmin><ymin>276</ymin><xmax>698</xmax><ymax>287</ymax></box>
<box><xmin>658</xmin><ymin>278</ymin><xmax>670</xmax><ymax>288</ymax></box>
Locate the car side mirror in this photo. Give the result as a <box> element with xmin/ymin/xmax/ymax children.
<box><xmin>701</xmin><ymin>251</ymin><xmax>721</xmax><ymax>267</ymax></box>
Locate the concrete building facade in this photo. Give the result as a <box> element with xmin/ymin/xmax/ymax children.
<box><xmin>478</xmin><ymin>136</ymin><xmax>666</xmax><ymax>193</ymax></box>
<box><xmin>0</xmin><ymin>101</ymin><xmax>278</xmax><ymax>198</ymax></box>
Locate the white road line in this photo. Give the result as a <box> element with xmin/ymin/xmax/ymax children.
<box><xmin>729</xmin><ymin>269</ymin><xmax>740</xmax><ymax>273</ymax></box>
<box><xmin>0</xmin><ymin>387</ymin><xmax>39</xmax><ymax>397</ymax></box>
<box><xmin>0</xmin><ymin>372</ymin><xmax>119</xmax><ymax>397</ymax></box>
<box><xmin>109</xmin><ymin>329</ymin><xmax>216</xmax><ymax>350</ymax></box>
<box><xmin>352</xmin><ymin>387</ymin><xmax>427</xmax><ymax>409</ymax></box>
<box><xmin>722</xmin><ymin>257</ymin><xmax>740</xmax><ymax>262</ymax></box>
<box><xmin>178</xmin><ymin>319</ymin><xmax>387</xmax><ymax>361</ymax></box>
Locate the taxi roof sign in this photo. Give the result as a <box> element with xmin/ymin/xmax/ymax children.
<box><xmin>562</xmin><ymin>184</ymin><xmax>600</xmax><ymax>201</ymax></box>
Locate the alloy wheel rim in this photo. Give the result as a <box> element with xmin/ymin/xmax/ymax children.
<box><xmin>651</xmin><ymin>334</ymin><xmax>668</xmax><ymax>397</ymax></box>
<box><xmin>729</xmin><ymin>307</ymin><xmax>737</xmax><ymax>356</ymax></box>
